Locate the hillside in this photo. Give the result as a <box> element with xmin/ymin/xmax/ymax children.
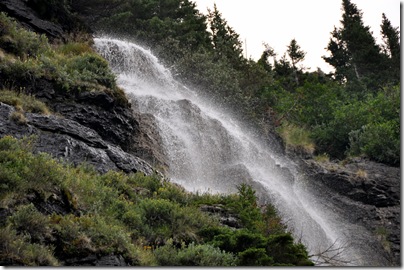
<box><xmin>0</xmin><ymin>1</ymin><xmax>314</xmax><ymax>266</ymax></box>
<box><xmin>0</xmin><ymin>0</ymin><xmax>400</xmax><ymax>266</ymax></box>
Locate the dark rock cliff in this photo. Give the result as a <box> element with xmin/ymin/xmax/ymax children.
<box><xmin>301</xmin><ymin>157</ymin><xmax>400</xmax><ymax>265</ymax></box>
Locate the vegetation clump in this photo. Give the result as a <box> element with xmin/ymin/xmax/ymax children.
<box><xmin>0</xmin><ymin>89</ymin><xmax>50</xmax><ymax>115</ymax></box>
<box><xmin>0</xmin><ymin>12</ymin><xmax>127</xmax><ymax>107</ymax></box>
<box><xmin>0</xmin><ymin>136</ymin><xmax>313</xmax><ymax>266</ymax></box>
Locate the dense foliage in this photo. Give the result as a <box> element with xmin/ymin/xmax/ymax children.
<box><xmin>0</xmin><ymin>136</ymin><xmax>313</xmax><ymax>266</ymax></box>
<box><xmin>67</xmin><ymin>0</ymin><xmax>400</xmax><ymax>165</ymax></box>
<box><xmin>0</xmin><ymin>12</ymin><xmax>128</xmax><ymax>107</ymax></box>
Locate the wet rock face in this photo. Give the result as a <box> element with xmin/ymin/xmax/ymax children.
<box><xmin>0</xmin><ymin>102</ymin><xmax>154</xmax><ymax>176</ymax></box>
<box><xmin>303</xmin><ymin>158</ymin><xmax>400</xmax><ymax>266</ymax></box>
<box><xmin>0</xmin><ymin>0</ymin><xmax>64</xmax><ymax>40</ymax></box>
<box><xmin>307</xmin><ymin>159</ymin><xmax>400</xmax><ymax>208</ymax></box>
<box><xmin>30</xmin><ymin>80</ymin><xmax>167</xmax><ymax>167</ymax></box>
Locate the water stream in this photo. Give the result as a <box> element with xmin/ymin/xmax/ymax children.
<box><xmin>94</xmin><ymin>37</ymin><xmax>378</xmax><ymax>266</ymax></box>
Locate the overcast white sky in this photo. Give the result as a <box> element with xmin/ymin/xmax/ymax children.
<box><xmin>193</xmin><ymin>0</ymin><xmax>401</xmax><ymax>73</ymax></box>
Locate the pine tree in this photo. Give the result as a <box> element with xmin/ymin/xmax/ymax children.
<box><xmin>286</xmin><ymin>39</ymin><xmax>306</xmax><ymax>84</ymax></box>
<box><xmin>174</xmin><ymin>0</ymin><xmax>212</xmax><ymax>51</ymax></box>
<box><xmin>257</xmin><ymin>43</ymin><xmax>276</xmax><ymax>73</ymax></box>
<box><xmin>207</xmin><ymin>4</ymin><xmax>244</xmax><ymax>68</ymax></box>
<box><xmin>324</xmin><ymin>0</ymin><xmax>388</xmax><ymax>92</ymax></box>
<box><xmin>380</xmin><ymin>13</ymin><xmax>400</xmax><ymax>84</ymax></box>
<box><xmin>342</xmin><ymin>0</ymin><xmax>384</xmax><ymax>78</ymax></box>
<box><xmin>323</xmin><ymin>27</ymin><xmax>351</xmax><ymax>83</ymax></box>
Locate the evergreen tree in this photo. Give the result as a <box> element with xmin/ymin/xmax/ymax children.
<box><xmin>207</xmin><ymin>4</ymin><xmax>244</xmax><ymax>68</ymax></box>
<box><xmin>323</xmin><ymin>26</ymin><xmax>351</xmax><ymax>83</ymax></box>
<box><xmin>324</xmin><ymin>0</ymin><xmax>388</xmax><ymax>92</ymax></box>
<box><xmin>273</xmin><ymin>54</ymin><xmax>296</xmax><ymax>92</ymax></box>
<box><xmin>380</xmin><ymin>13</ymin><xmax>400</xmax><ymax>84</ymax></box>
<box><xmin>171</xmin><ymin>0</ymin><xmax>212</xmax><ymax>51</ymax></box>
<box><xmin>286</xmin><ymin>39</ymin><xmax>306</xmax><ymax>84</ymax></box>
<box><xmin>257</xmin><ymin>43</ymin><xmax>276</xmax><ymax>73</ymax></box>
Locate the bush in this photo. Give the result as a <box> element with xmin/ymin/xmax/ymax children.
<box><xmin>7</xmin><ymin>204</ymin><xmax>51</xmax><ymax>243</ymax></box>
<box><xmin>277</xmin><ymin>123</ymin><xmax>315</xmax><ymax>155</ymax></box>
<box><xmin>238</xmin><ymin>247</ymin><xmax>273</xmax><ymax>266</ymax></box>
<box><xmin>0</xmin><ymin>137</ymin><xmax>312</xmax><ymax>266</ymax></box>
<box><xmin>156</xmin><ymin>182</ymin><xmax>189</xmax><ymax>205</ymax></box>
<box><xmin>0</xmin><ymin>12</ymin><xmax>127</xmax><ymax>106</ymax></box>
<box><xmin>154</xmin><ymin>240</ymin><xmax>236</xmax><ymax>266</ymax></box>
<box><xmin>211</xmin><ymin>229</ymin><xmax>266</xmax><ymax>254</ymax></box>
<box><xmin>348</xmin><ymin>120</ymin><xmax>400</xmax><ymax>165</ymax></box>
<box><xmin>170</xmin><ymin>206</ymin><xmax>215</xmax><ymax>244</ymax></box>
<box><xmin>63</xmin><ymin>53</ymin><xmax>116</xmax><ymax>89</ymax></box>
<box><xmin>139</xmin><ymin>199</ymin><xmax>178</xmax><ymax>228</ymax></box>
<box><xmin>0</xmin><ymin>89</ymin><xmax>50</xmax><ymax>114</ymax></box>
<box><xmin>0</xmin><ymin>12</ymin><xmax>49</xmax><ymax>58</ymax></box>
<box><xmin>0</xmin><ymin>227</ymin><xmax>59</xmax><ymax>266</ymax></box>
<box><xmin>267</xmin><ymin>233</ymin><xmax>313</xmax><ymax>266</ymax></box>
<box><xmin>51</xmin><ymin>214</ymin><xmax>136</xmax><ymax>260</ymax></box>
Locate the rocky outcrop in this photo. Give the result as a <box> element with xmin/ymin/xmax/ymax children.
<box><xmin>64</xmin><ymin>254</ymin><xmax>128</xmax><ymax>266</ymax></box>
<box><xmin>0</xmin><ymin>102</ymin><xmax>154</xmax><ymax>175</ymax></box>
<box><xmin>302</xmin><ymin>158</ymin><xmax>400</xmax><ymax>266</ymax></box>
<box><xmin>0</xmin><ymin>0</ymin><xmax>64</xmax><ymax>40</ymax></box>
<box><xmin>28</xmin><ymin>78</ymin><xmax>167</xmax><ymax>168</ymax></box>
<box><xmin>200</xmin><ymin>204</ymin><xmax>242</xmax><ymax>229</ymax></box>
<box><xmin>0</xmin><ymin>0</ymin><xmax>89</xmax><ymax>41</ymax></box>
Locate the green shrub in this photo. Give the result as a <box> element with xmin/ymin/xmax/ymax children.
<box><xmin>7</xmin><ymin>204</ymin><xmax>51</xmax><ymax>243</ymax></box>
<box><xmin>0</xmin><ymin>56</ymin><xmax>43</xmax><ymax>90</ymax></box>
<box><xmin>226</xmin><ymin>184</ymin><xmax>263</xmax><ymax>230</ymax></box>
<box><xmin>154</xmin><ymin>239</ymin><xmax>236</xmax><ymax>266</ymax></box>
<box><xmin>156</xmin><ymin>182</ymin><xmax>189</xmax><ymax>205</ymax></box>
<box><xmin>0</xmin><ymin>12</ymin><xmax>127</xmax><ymax>106</ymax></box>
<box><xmin>63</xmin><ymin>53</ymin><xmax>116</xmax><ymax>89</ymax></box>
<box><xmin>0</xmin><ymin>137</ymin><xmax>311</xmax><ymax>266</ymax></box>
<box><xmin>348</xmin><ymin>120</ymin><xmax>400</xmax><ymax>165</ymax></box>
<box><xmin>277</xmin><ymin>123</ymin><xmax>315</xmax><ymax>155</ymax></box>
<box><xmin>0</xmin><ymin>12</ymin><xmax>49</xmax><ymax>58</ymax></box>
<box><xmin>211</xmin><ymin>229</ymin><xmax>266</xmax><ymax>254</ymax></box>
<box><xmin>312</xmin><ymin>85</ymin><xmax>399</xmax><ymax>162</ymax></box>
<box><xmin>238</xmin><ymin>247</ymin><xmax>273</xmax><ymax>266</ymax></box>
<box><xmin>267</xmin><ymin>233</ymin><xmax>313</xmax><ymax>266</ymax></box>
<box><xmin>122</xmin><ymin>208</ymin><xmax>143</xmax><ymax>231</ymax></box>
<box><xmin>128</xmin><ymin>173</ymin><xmax>163</xmax><ymax>194</ymax></box>
<box><xmin>170</xmin><ymin>206</ymin><xmax>215</xmax><ymax>244</ymax></box>
<box><xmin>0</xmin><ymin>227</ymin><xmax>59</xmax><ymax>266</ymax></box>
<box><xmin>311</xmin><ymin>98</ymin><xmax>374</xmax><ymax>159</ymax></box>
<box><xmin>51</xmin><ymin>214</ymin><xmax>136</xmax><ymax>260</ymax></box>
<box><xmin>0</xmin><ymin>89</ymin><xmax>50</xmax><ymax>114</ymax></box>
<box><xmin>139</xmin><ymin>199</ymin><xmax>178</xmax><ymax>228</ymax></box>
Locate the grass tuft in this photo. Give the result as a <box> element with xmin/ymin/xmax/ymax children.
<box><xmin>277</xmin><ymin>123</ymin><xmax>315</xmax><ymax>155</ymax></box>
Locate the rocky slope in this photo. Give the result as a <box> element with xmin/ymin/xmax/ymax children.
<box><xmin>291</xmin><ymin>152</ymin><xmax>400</xmax><ymax>266</ymax></box>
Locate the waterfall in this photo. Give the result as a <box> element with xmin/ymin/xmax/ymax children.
<box><xmin>94</xmin><ymin>37</ymin><xmax>380</xmax><ymax>266</ymax></box>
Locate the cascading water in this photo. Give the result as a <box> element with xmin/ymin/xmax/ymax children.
<box><xmin>94</xmin><ymin>37</ymin><xmax>383</xmax><ymax>266</ymax></box>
